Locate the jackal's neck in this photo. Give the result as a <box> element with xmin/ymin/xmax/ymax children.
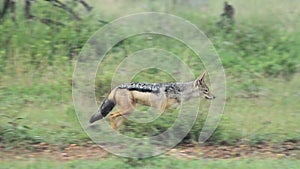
<box><xmin>173</xmin><ymin>81</ymin><xmax>201</xmax><ymax>101</ymax></box>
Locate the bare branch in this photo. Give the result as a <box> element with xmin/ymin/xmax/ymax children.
<box><xmin>27</xmin><ymin>15</ymin><xmax>65</xmax><ymax>26</ymax></box>
<box><xmin>75</xmin><ymin>0</ymin><xmax>92</xmax><ymax>12</ymax></box>
<box><xmin>44</xmin><ymin>0</ymin><xmax>81</xmax><ymax>20</ymax></box>
<box><xmin>23</xmin><ymin>0</ymin><xmax>64</xmax><ymax>26</ymax></box>
<box><xmin>39</xmin><ymin>17</ymin><xmax>65</xmax><ymax>26</ymax></box>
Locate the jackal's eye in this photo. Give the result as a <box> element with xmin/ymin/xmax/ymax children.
<box><xmin>203</xmin><ymin>89</ymin><xmax>209</xmax><ymax>94</ymax></box>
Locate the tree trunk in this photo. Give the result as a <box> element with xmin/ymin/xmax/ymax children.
<box><xmin>25</xmin><ymin>0</ymin><xmax>33</xmax><ymax>19</ymax></box>
<box><xmin>0</xmin><ymin>0</ymin><xmax>11</xmax><ymax>22</ymax></box>
<box><xmin>10</xmin><ymin>0</ymin><xmax>16</xmax><ymax>21</ymax></box>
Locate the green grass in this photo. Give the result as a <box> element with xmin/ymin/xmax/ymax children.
<box><xmin>0</xmin><ymin>0</ymin><xmax>299</xmax><ymax>148</ymax></box>
<box><xmin>222</xmin><ymin>76</ymin><xmax>300</xmax><ymax>143</ymax></box>
<box><xmin>1</xmin><ymin>73</ymin><xmax>299</xmax><ymax>145</ymax></box>
<box><xmin>1</xmin><ymin>158</ymin><xmax>300</xmax><ymax>169</ymax></box>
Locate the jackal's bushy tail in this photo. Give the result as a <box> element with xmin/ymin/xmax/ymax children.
<box><xmin>89</xmin><ymin>98</ymin><xmax>116</xmax><ymax>123</ymax></box>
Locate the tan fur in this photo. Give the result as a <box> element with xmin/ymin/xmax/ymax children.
<box><xmin>108</xmin><ymin>89</ymin><xmax>172</xmax><ymax>129</ymax></box>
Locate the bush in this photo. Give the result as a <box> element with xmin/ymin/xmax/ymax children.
<box><xmin>0</xmin><ymin>114</ymin><xmax>42</xmax><ymax>147</ymax></box>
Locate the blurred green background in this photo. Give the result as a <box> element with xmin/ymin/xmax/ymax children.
<box><xmin>0</xmin><ymin>0</ymin><xmax>299</xmax><ymax>168</ymax></box>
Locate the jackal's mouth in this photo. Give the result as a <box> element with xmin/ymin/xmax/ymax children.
<box><xmin>204</xmin><ymin>95</ymin><xmax>216</xmax><ymax>100</ymax></box>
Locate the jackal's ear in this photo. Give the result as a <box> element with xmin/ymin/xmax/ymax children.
<box><xmin>194</xmin><ymin>71</ymin><xmax>206</xmax><ymax>87</ymax></box>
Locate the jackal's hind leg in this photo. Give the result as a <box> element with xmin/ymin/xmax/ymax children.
<box><xmin>115</xmin><ymin>117</ymin><xmax>126</xmax><ymax>129</ymax></box>
<box><xmin>109</xmin><ymin>112</ymin><xmax>121</xmax><ymax>129</ymax></box>
<box><xmin>109</xmin><ymin>111</ymin><xmax>133</xmax><ymax>130</ymax></box>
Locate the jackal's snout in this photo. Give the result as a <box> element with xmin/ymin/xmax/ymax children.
<box><xmin>204</xmin><ymin>93</ymin><xmax>215</xmax><ymax>100</ymax></box>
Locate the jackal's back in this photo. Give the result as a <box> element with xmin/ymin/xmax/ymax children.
<box><xmin>118</xmin><ymin>82</ymin><xmax>161</xmax><ymax>93</ymax></box>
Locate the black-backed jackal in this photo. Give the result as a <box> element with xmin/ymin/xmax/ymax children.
<box><xmin>89</xmin><ymin>71</ymin><xmax>215</xmax><ymax>129</ymax></box>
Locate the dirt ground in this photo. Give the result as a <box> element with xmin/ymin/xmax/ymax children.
<box><xmin>1</xmin><ymin>141</ymin><xmax>299</xmax><ymax>161</ymax></box>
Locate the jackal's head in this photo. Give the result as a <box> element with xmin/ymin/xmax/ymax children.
<box><xmin>193</xmin><ymin>72</ymin><xmax>215</xmax><ymax>100</ymax></box>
